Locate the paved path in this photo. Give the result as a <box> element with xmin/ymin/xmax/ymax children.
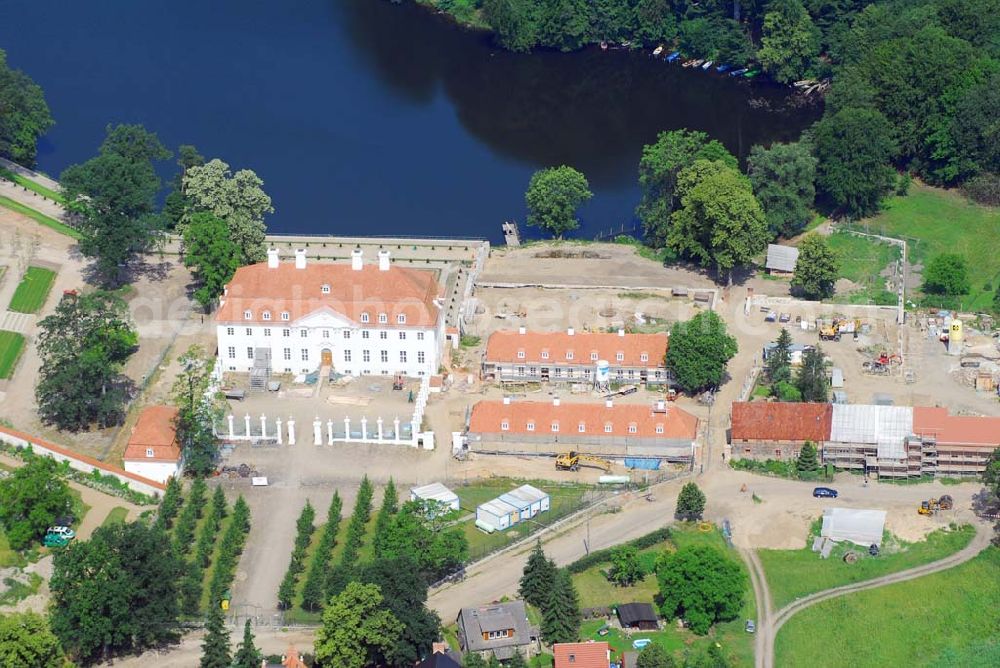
<box><xmin>754</xmin><ymin>521</ymin><xmax>993</xmax><ymax>668</ymax></box>
<box><xmin>0</xmin><ymin>179</ymin><xmax>67</xmax><ymax>221</ymax></box>
<box><xmin>0</xmin><ymin>311</ymin><xmax>33</xmax><ymax>334</ymax></box>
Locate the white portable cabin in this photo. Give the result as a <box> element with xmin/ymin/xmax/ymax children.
<box><xmin>499</xmin><ymin>484</ymin><xmax>551</xmax><ymax>520</ymax></box>
<box><xmin>410</xmin><ymin>482</ymin><xmax>460</xmax><ymax>513</ymax></box>
<box><xmin>476</xmin><ymin>498</ymin><xmax>520</xmax><ymax>532</ymax></box>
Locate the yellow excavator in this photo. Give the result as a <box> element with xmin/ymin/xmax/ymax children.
<box><xmin>918</xmin><ymin>495</ymin><xmax>953</xmax><ymax>515</ymax></box>
<box><xmin>555</xmin><ymin>451</ymin><xmax>612</xmax><ymax>473</ymax></box>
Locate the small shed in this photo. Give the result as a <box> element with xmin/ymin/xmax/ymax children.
<box><xmin>476</xmin><ymin>498</ymin><xmax>520</xmax><ymax>532</ymax></box>
<box><xmin>616</xmin><ymin>602</ymin><xmax>658</xmax><ymax>631</ymax></box>
<box><xmin>830</xmin><ymin>368</ymin><xmax>844</xmax><ymax>388</ymax></box>
<box><xmin>410</xmin><ymin>482</ymin><xmax>460</xmax><ymax>514</ymax></box>
<box><xmin>498</xmin><ymin>484</ymin><xmax>550</xmax><ymax>520</ymax></box>
<box><xmin>766</xmin><ymin>244</ymin><xmax>799</xmax><ymax>274</ymax></box>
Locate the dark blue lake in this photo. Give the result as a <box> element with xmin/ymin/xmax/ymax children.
<box><xmin>0</xmin><ymin>0</ymin><xmax>820</xmax><ymax>241</ymax></box>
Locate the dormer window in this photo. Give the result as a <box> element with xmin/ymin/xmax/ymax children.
<box><xmin>566</xmin><ymin>350</ymin><xmax>574</xmax><ymax>360</ymax></box>
<box><xmin>281</xmin><ymin>311</ymin><xmax>290</xmax><ymax>321</ymax></box>
<box><xmin>397</xmin><ymin>314</ymin><xmax>406</xmax><ymax>324</ymax></box>
<box><xmin>262</xmin><ymin>311</ymin><xmax>271</xmax><ymax>321</ymax></box>
<box><xmin>628</xmin><ymin>423</ymin><xmax>638</xmax><ymax>434</ymax></box>
<box><xmin>616</xmin><ymin>352</ymin><xmax>625</xmax><ymax>362</ymax></box>
<box><xmin>656</xmin><ymin>424</ymin><xmax>664</xmax><ymax>434</ymax></box>
<box><xmin>526</xmin><ymin>421</ymin><xmax>535</xmax><ymax>432</ymax></box>
<box><xmin>541</xmin><ymin>349</ymin><xmax>549</xmax><ymax>360</ymax></box>
<box><xmin>243</xmin><ymin>310</ymin><xmax>252</xmax><ymax>320</ymax></box>
<box><xmin>145</xmin><ymin>448</ymin><xmax>154</xmax><ymax>458</ymax></box>
<box><xmin>578</xmin><ymin>422</ymin><xmax>586</xmax><ymax>433</ymax></box>
<box><xmin>321</xmin><ymin>284</ymin><xmax>330</xmax><ymax>294</ymax></box>
<box><xmin>640</xmin><ymin>352</ymin><xmax>649</xmax><ymax>362</ymax></box>
<box><xmin>517</xmin><ymin>350</ymin><xmax>526</xmax><ymax>359</ymax></box>
<box><xmin>551</xmin><ymin>421</ymin><xmax>559</xmax><ymax>433</ymax></box>
<box><xmin>378</xmin><ymin>313</ymin><xmax>388</xmax><ymax>324</ymax></box>
<box><xmin>361</xmin><ymin>313</ymin><xmax>370</xmax><ymax>323</ymax></box>
<box><xmin>501</xmin><ymin>420</ymin><xmax>509</xmax><ymax>431</ymax></box>
<box><xmin>604</xmin><ymin>422</ymin><xmax>613</xmax><ymax>433</ymax></box>
<box><xmin>590</xmin><ymin>351</ymin><xmax>599</xmax><ymax>361</ymax></box>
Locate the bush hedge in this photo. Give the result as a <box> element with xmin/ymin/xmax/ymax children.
<box><xmin>566</xmin><ymin>527</ymin><xmax>671</xmax><ymax>574</ymax></box>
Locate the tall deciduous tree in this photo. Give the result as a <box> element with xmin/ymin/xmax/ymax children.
<box><xmin>540</xmin><ymin>568</ymin><xmax>581</xmax><ymax>644</ymax></box>
<box><xmin>656</xmin><ymin>545</ymin><xmax>745</xmax><ymax>634</ymax></box>
<box><xmin>60</xmin><ymin>124</ymin><xmax>170</xmax><ymax>285</ymax></box>
<box><xmin>0</xmin><ymin>49</ymin><xmax>54</xmax><ymax>167</ymax></box>
<box><xmin>50</xmin><ymin>522</ymin><xmax>183</xmax><ymax>664</ymax></box>
<box><xmin>665</xmin><ymin>311</ymin><xmax>738</xmax><ymax>394</ymax></box>
<box><xmin>360</xmin><ymin>556</ymin><xmax>441</xmax><ymax>666</ymax></box>
<box><xmin>668</xmin><ymin>160</ymin><xmax>769</xmax><ymax>284</ymax></box>
<box><xmin>183</xmin><ymin>212</ymin><xmax>241</xmax><ymax>310</ymax></box>
<box><xmin>636</xmin><ymin>643</ymin><xmax>677</xmax><ymax>668</ymax></box>
<box><xmin>171</xmin><ymin>345</ymin><xmax>222</xmax><ymax>476</ymax></box>
<box><xmin>35</xmin><ymin>291</ymin><xmax>137</xmax><ymax>431</ymax></box>
<box><xmin>199</xmin><ymin>604</ymin><xmax>231</xmax><ymax>668</ymax></box>
<box><xmin>232</xmin><ymin>620</ymin><xmax>262</xmax><ymax>668</ymax></box>
<box><xmin>0</xmin><ymin>611</ymin><xmax>65</xmax><ymax>667</ymax></box>
<box><xmin>525</xmin><ymin>165</ymin><xmax>592</xmax><ymax>238</ymax></box>
<box><xmin>314</xmin><ymin>582</ymin><xmax>403</xmax><ymax>668</ymax></box>
<box><xmin>922</xmin><ymin>253</ymin><xmax>971</xmax><ymax>298</ymax></box>
<box><xmin>675</xmin><ymin>482</ymin><xmax>706</xmax><ymax>521</ymax></box>
<box><xmin>0</xmin><ymin>457</ymin><xmax>72</xmax><ymax>549</ymax></box>
<box><xmin>181</xmin><ymin>159</ymin><xmax>273</xmax><ymax>264</ymax></box>
<box><xmin>482</xmin><ymin>0</ymin><xmax>537</xmax><ymax>52</ymax></box>
<box><xmin>519</xmin><ymin>540</ymin><xmax>556</xmax><ymax>608</ymax></box>
<box><xmin>637</xmin><ymin>130</ymin><xmax>737</xmax><ymax>248</ymax></box>
<box><xmin>813</xmin><ymin>107</ymin><xmax>897</xmax><ymax>217</ymax></box>
<box><xmin>375</xmin><ymin>500</ymin><xmax>469</xmax><ymax>583</ymax></box>
<box><xmin>792</xmin><ymin>234</ymin><xmax>839</xmax><ymax>300</ymax></box>
<box><xmin>757</xmin><ymin>0</ymin><xmax>820</xmax><ymax>84</ymax></box>
<box><xmin>796</xmin><ymin>347</ymin><xmax>828</xmax><ymax>403</ymax></box>
<box><xmin>608</xmin><ymin>545</ymin><xmax>643</xmax><ymax>586</ymax></box>
<box><xmin>748</xmin><ymin>141</ymin><xmax>817</xmax><ymax>238</ymax></box>
<box><xmin>163</xmin><ymin>144</ymin><xmax>205</xmax><ymax>227</ymax></box>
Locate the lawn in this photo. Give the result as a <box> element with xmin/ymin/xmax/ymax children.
<box><xmin>861</xmin><ymin>183</ymin><xmax>1000</xmax><ymax>310</ymax></box>
<box><xmin>0</xmin><ymin>196</ymin><xmax>82</xmax><ymax>239</ymax></box>
<box><xmin>0</xmin><ymin>167</ymin><xmax>65</xmax><ymax>203</ymax></box>
<box><xmin>101</xmin><ymin>506</ymin><xmax>129</xmax><ymax>526</ymax></box>
<box><xmin>825</xmin><ymin>230</ymin><xmax>900</xmax><ymax>294</ymax></box>
<box><xmin>758</xmin><ymin>523</ymin><xmax>975</xmax><ymax>609</ymax></box>
<box><xmin>8</xmin><ymin>266</ymin><xmax>57</xmax><ymax>313</ymax></box>
<box><xmin>775</xmin><ymin>547</ymin><xmax>1000</xmax><ymax>667</ymax></box>
<box><xmin>0</xmin><ymin>331</ymin><xmax>26</xmax><ymax>379</ymax></box>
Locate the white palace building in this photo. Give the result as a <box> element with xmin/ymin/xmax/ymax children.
<box><xmin>216</xmin><ymin>248</ymin><xmax>444</xmax><ymax>378</ymax></box>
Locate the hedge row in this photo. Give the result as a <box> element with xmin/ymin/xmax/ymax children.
<box><xmin>566</xmin><ymin>527</ymin><xmax>672</xmax><ymax>574</ymax></box>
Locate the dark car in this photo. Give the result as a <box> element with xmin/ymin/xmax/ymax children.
<box><xmin>813</xmin><ymin>487</ymin><xmax>839</xmax><ymax>498</ymax></box>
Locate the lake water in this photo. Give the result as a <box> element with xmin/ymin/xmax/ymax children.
<box><xmin>0</xmin><ymin>0</ymin><xmax>821</xmax><ymax>241</ymax></box>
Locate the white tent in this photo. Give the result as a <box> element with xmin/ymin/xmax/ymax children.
<box><xmin>410</xmin><ymin>482</ymin><xmax>460</xmax><ymax>513</ymax></box>
<box><xmin>821</xmin><ymin>507</ymin><xmax>887</xmax><ymax>547</ymax></box>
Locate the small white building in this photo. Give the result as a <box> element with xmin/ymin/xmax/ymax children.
<box><xmin>476</xmin><ymin>485</ymin><xmax>551</xmax><ymax>532</ymax></box>
<box><xmin>410</xmin><ymin>482</ymin><xmax>460</xmax><ymax>513</ymax></box>
<box><xmin>122</xmin><ymin>406</ymin><xmax>182</xmax><ymax>484</ymax></box>
<box><xmin>499</xmin><ymin>484</ymin><xmax>550</xmax><ymax>520</ymax></box>
<box><xmin>821</xmin><ymin>508</ymin><xmax>887</xmax><ymax>547</ymax></box>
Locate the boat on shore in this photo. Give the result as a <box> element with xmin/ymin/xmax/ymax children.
<box><xmin>600</xmin><ymin>41</ymin><xmax>608</xmax><ymax>51</ymax></box>
<box><xmin>701</xmin><ymin>60</ymin><xmax>713</xmax><ymax>69</ymax></box>
<box><xmin>743</xmin><ymin>69</ymin><xmax>759</xmax><ymax>78</ymax></box>
<box><xmin>729</xmin><ymin>68</ymin><xmax>748</xmax><ymax>76</ymax></box>
<box><xmin>666</xmin><ymin>51</ymin><xmax>681</xmax><ymax>62</ymax></box>
<box><xmin>683</xmin><ymin>59</ymin><xmax>704</xmax><ymax>68</ymax></box>
<box><xmin>653</xmin><ymin>45</ymin><xmax>663</xmax><ymax>56</ymax></box>
<box><xmin>716</xmin><ymin>64</ymin><xmax>731</xmax><ymax>73</ymax></box>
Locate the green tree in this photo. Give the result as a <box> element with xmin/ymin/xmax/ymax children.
<box><xmin>637</xmin><ymin>130</ymin><xmax>737</xmax><ymax>248</ymax></box>
<box><xmin>608</xmin><ymin>545</ymin><xmax>643</xmax><ymax>586</ymax></box>
<box><xmin>748</xmin><ymin>141</ymin><xmax>817</xmax><ymax>238</ymax></box>
<box><xmin>773</xmin><ymin>380</ymin><xmax>802</xmax><ymax>402</ymax></box>
<box><xmin>796</xmin><ymin>441</ymin><xmax>821</xmax><ymax>474</ymax></box>
<box><xmin>232</xmin><ymin>620</ymin><xmax>262</xmax><ymax>668</ymax></box>
<box><xmin>314</xmin><ymin>582</ymin><xmax>403</xmax><ymax>668</ymax></box>
<box><xmin>0</xmin><ymin>50</ymin><xmax>54</xmax><ymax>167</ymax></box>
<box><xmin>302</xmin><ymin>491</ymin><xmax>342</xmax><ymax>612</ymax></box>
<box><xmin>50</xmin><ymin>522</ymin><xmax>183</xmax><ymax>664</ymax></box>
<box><xmin>375</xmin><ymin>500</ymin><xmax>469</xmax><ymax>583</ymax></box>
<box><xmin>665</xmin><ymin>311</ymin><xmax>738</xmax><ymax>394</ymax></box>
<box><xmin>922</xmin><ymin>253</ymin><xmax>971</xmax><ymax>298</ymax></box>
<box><xmin>0</xmin><ymin>456</ymin><xmax>72</xmax><ymax>549</ymax></box>
<box><xmin>675</xmin><ymin>482</ymin><xmax>706</xmax><ymax>521</ymax></box>
<box><xmin>156</xmin><ymin>476</ymin><xmax>183</xmax><ymax>530</ymax></box>
<box><xmin>35</xmin><ymin>291</ymin><xmax>137</xmax><ymax>431</ymax></box>
<box><xmin>360</xmin><ymin>556</ymin><xmax>441</xmax><ymax>666</ymax></box>
<box><xmin>524</xmin><ymin>165</ymin><xmax>592</xmax><ymax>238</ymax></box>
<box><xmin>792</xmin><ymin>234</ymin><xmax>840</xmax><ymax>300</ymax></box>
<box><xmin>636</xmin><ymin>642</ymin><xmax>677</xmax><ymax>668</ymax></box>
<box><xmin>482</xmin><ymin>0</ymin><xmax>537</xmax><ymax>52</ymax></box>
<box><xmin>944</xmin><ymin>73</ymin><xmax>1000</xmax><ymax>183</ymax></box>
<box><xmin>757</xmin><ymin>0</ymin><xmax>820</xmax><ymax>83</ymax></box>
<box><xmin>796</xmin><ymin>347</ymin><xmax>828</xmax><ymax>403</ymax></box>
<box><xmin>181</xmin><ymin>159</ymin><xmax>273</xmax><ymax>264</ymax></box>
<box><xmin>668</xmin><ymin>160</ymin><xmax>770</xmax><ymax>284</ymax></box>
<box><xmin>199</xmin><ymin>604</ymin><xmax>231</xmax><ymax>668</ymax></box>
<box><xmin>372</xmin><ymin>478</ymin><xmax>399</xmax><ymax>558</ymax></box>
<box><xmin>536</xmin><ymin>0</ymin><xmax>591</xmax><ymax>51</ymax></box>
<box><xmin>540</xmin><ymin>568</ymin><xmax>581</xmax><ymax>644</ymax></box>
<box><xmin>814</xmin><ymin>107</ymin><xmax>897</xmax><ymax>217</ymax></box>
<box><xmin>766</xmin><ymin>328</ymin><xmax>794</xmax><ymax>385</ymax></box>
<box><xmin>519</xmin><ymin>540</ymin><xmax>557</xmax><ymax>608</ymax></box>
<box><xmin>60</xmin><ymin>124</ymin><xmax>170</xmax><ymax>285</ymax></box>
<box><xmin>0</xmin><ymin>611</ymin><xmax>65</xmax><ymax>667</ymax></box>
<box><xmin>163</xmin><ymin>144</ymin><xmax>205</xmax><ymax>227</ymax></box>
<box><xmin>171</xmin><ymin>345</ymin><xmax>222</xmax><ymax>476</ymax></box>
<box><xmin>656</xmin><ymin>545</ymin><xmax>745</xmax><ymax>635</ymax></box>
<box><xmin>183</xmin><ymin>212</ymin><xmax>241</xmax><ymax>310</ymax></box>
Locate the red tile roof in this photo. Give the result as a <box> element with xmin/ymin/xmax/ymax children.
<box><xmin>469</xmin><ymin>400</ymin><xmax>698</xmax><ymax>440</ymax></box>
<box><xmin>731</xmin><ymin>402</ymin><xmax>832</xmax><ymax>442</ymax></box>
<box><xmin>216</xmin><ymin>260</ymin><xmax>441</xmax><ymax>327</ymax></box>
<box><xmin>484</xmin><ymin>330</ymin><xmax>668</xmax><ymax>368</ymax></box>
<box><xmin>124</xmin><ymin>406</ymin><xmax>181</xmax><ymax>463</ymax></box>
<box><xmin>554</xmin><ymin>641</ymin><xmax>610</xmax><ymax>668</ymax></box>
<box><xmin>913</xmin><ymin>407</ymin><xmax>1000</xmax><ymax>447</ymax></box>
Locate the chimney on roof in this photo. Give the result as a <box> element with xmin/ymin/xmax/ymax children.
<box><xmin>618</xmin><ymin>328</ymin><xmax>625</xmax><ymax>337</ymax></box>
<box><xmin>267</xmin><ymin>248</ymin><xmax>279</xmax><ymax>269</ymax></box>
<box><xmin>518</xmin><ymin>326</ymin><xmax>526</xmax><ymax>335</ymax></box>
<box><xmin>294</xmin><ymin>248</ymin><xmax>307</xmax><ymax>269</ymax></box>
<box><xmin>605</xmin><ymin>398</ymin><xmax>613</xmax><ymax>408</ymax></box>
<box><xmin>351</xmin><ymin>248</ymin><xmax>363</xmax><ymax>271</ymax></box>
<box><xmin>655</xmin><ymin>399</ymin><xmax>666</xmax><ymax>412</ymax></box>
<box><xmin>378</xmin><ymin>249</ymin><xmax>391</xmax><ymax>271</ymax></box>
<box><xmin>503</xmin><ymin>396</ymin><xmax>511</xmax><ymax>405</ymax></box>
<box><xmin>553</xmin><ymin>397</ymin><xmax>560</xmax><ymax>406</ymax></box>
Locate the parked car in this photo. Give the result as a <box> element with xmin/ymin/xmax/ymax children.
<box><xmin>812</xmin><ymin>487</ymin><xmax>839</xmax><ymax>498</ymax></box>
<box><xmin>43</xmin><ymin>532</ymin><xmax>70</xmax><ymax>548</ymax></box>
<box><xmin>745</xmin><ymin>620</ymin><xmax>756</xmax><ymax>634</ymax></box>
<box><xmin>47</xmin><ymin>526</ymin><xmax>75</xmax><ymax>539</ymax></box>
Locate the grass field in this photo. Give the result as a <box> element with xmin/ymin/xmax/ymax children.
<box><xmin>860</xmin><ymin>184</ymin><xmax>1000</xmax><ymax>310</ymax></box>
<box><xmin>825</xmin><ymin>231</ymin><xmax>900</xmax><ymax>305</ymax></box>
<box><xmin>0</xmin><ymin>196</ymin><xmax>82</xmax><ymax>239</ymax></box>
<box><xmin>8</xmin><ymin>266</ymin><xmax>56</xmax><ymax>313</ymax></box>
<box><xmin>775</xmin><ymin>547</ymin><xmax>1000</xmax><ymax>667</ymax></box>
<box><xmin>759</xmin><ymin>523</ymin><xmax>975</xmax><ymax>609</ymax></box>
<box><xmin>0</xmin><ymin>167</ymin><xmax>65</xmax><ymax>203</ymax></box>
<box><xmin>101</xmin><ymin>507</ymin><xmax>129</xmax><ymax>527</ymax></box>
<box><xmin>0</xmin><ymin>331</ymin><xmax>26</xmax><ymax>379</ymax></box>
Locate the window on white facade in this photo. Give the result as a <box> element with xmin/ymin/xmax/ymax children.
<box><xmin>551</xmin><ymin>421</ymin><xmax>559</xmax><ymax>433</ymax></box>
<box><xmin>628</xmin><ymin>424</ymin><xmax>637</xmax><ymax>434</ymax></box>
<box><xmin>146</xmin><ymin>448</ymin><xmax>154</xmax><ymax>458</ymax></box>
<box><xmin>226</xmin><ymin>327</ymin><xmax>234</xmax><ymax>336</ymax></box>
<box><xmin>343</xmin><ymin>330</ymin><xmax>351</xmax><ymax>339</ymax></box>
<box><xmin>590</xmin><ymin>352</ymin><xmax>599</xmax><ymax>361</ymax></box>
<box><xmin>417</xmin><ymin>332</ymin><xmax>425</xmax><ymax>340</ymax></box>
<box><xmin>655</xmin><ymin>424</ymin><xmax>664</xmax><ymax>434</ymax></box>
<box><xmin>283</xmin><ymin>348</ymin><xmax>291</xmax><ymax>360</ymax></box>
<box><xmin>281</xmin><ymin>312</ymin><xmax>290</xmax><ymax>321</ymax></box>
<box><xmin>245</xmin><ymin>328</ymin><xmax>252</xmax><ymax>336</ymax></box>
<box><xmin>604</xmin><ymin>423</ymin><xmax>613</xmax><ymax>433</ymax></box>
<box><xmin>321</xmin><ymin>284</ymin><xmax>330</xmax><ymax>294</ymax></box>
<box><xmin>380</xmin><ymin>350</ymin><xmax>388</xmax><ymax>363</ymax></box>
<box><xmin>362</xmin><ymin>330</ymin><xmax>370</xmax><ymax>339</ymax></box>
<box><xmin>263</xmin><ymin>328</ymin><xmax>271</xmax><ymax>337</ymax></box>
<box><xmin>616</xmin><ymin>352</ymin><xmax>625</xmax><ymax>361</ymax></box>
<box><xmin>399</xmin><ymin>331</ymin><xmax>406</xmax><ymax>340</ymax></box>
<box><xmin>282</xmin><ymin>329</ymin><xmax>290</xmax><ymax>337</ymax></box>
<box><xmin>301</xmin><ymin>349</ymin><xmax>309</xmax><ymax>361</ymax></box>
<box><xmin>378</xmin><ymin>313</ymin><xmax>388</xmax><ymax>324</ymax></box>
<box><xmin>247</xmin><ymin>347</ymin><xmax>254</xmax><ymax>359</ymax></box>
<box><xmin>300</xmin><ymin>329</ymin><xmax>308</xmax><ymax>338</ymax></box>
<box><xmin>578</xmin><ymin>422</ymin><xmax>586</xmax><ymax>433</ymax></box>
<box><xmin>262</xmin><ymin>311</ymin><xmax>271</xmax><ymax>320</ymax></box>
<box><xmin>363</xmin><ymin>350</ymin><xmax>371</xmax><ymax>362</ymax></box>
<box><xmin>322</xmin><ymin>330</ymin><xmax>330</xmax><ymax>338</ymax></box>
<box><xmin>640</xmin><ymin>352</ymin><xmax>649</xmax><ymax>362</ymax></box>
<box><xmin>417</xmin><ymin>351</ymin><xmax>425</xmax><ymax>364</ymax></box>
<box><xmin>379</xmin><ymin>331</ymin><xmax>387</xmax><ymax>340</ymax></box>
<box><xmin>361</xmin><ymin>313</ymin><xmax>370</xmax><ymax>323</ymax></box>
<box><xmin>397</xmin><ymin>314</ymin><xmax>406</xmax><ymax>324</ymax></box>
<box><xmin>526</xmin><ymin>421</ymin><xmax>535</xmax><ymax>432</ymax></box>
<box><xmin>227</xmin><ymin>346</ymin><xmax>236</xmax><ymax>359</ymax></box>
<box><xmin>517</xmin><ymin>350</ymin><xmax>526</xmax><ymax>359</ymax></box>
<box><xmin>344</xmin><ymin>351</ymin><xmax>352</xmax><ymax>362</ymax></box>
<box><xmin>399</xmin><ymin>351</ymin><xmax>407</xmax><ymax>363</ymax></box>
<box><xmin>501</xmin><ymin>421</ymin><xmax>509</xmax><ymax>431</ymax></box>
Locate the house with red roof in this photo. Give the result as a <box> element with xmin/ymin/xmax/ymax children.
<box><xmin>730</xmin><ymin>402</ymin><xmax>832</xmax><ymax>461</ymax></box>
<box><xmin>553</xmin><ymin>641</ymin><xmax>611</xmax><ymax>668</ymax></box>
<box><xmin>216</xmin><ymin>248</ymin><xmax>443</xmax><ymax>378</ymax></box>
<box><xmin>123</xmin><ymin>406</ymin><xmax>182</xmax><ymax>483</ymax></box>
